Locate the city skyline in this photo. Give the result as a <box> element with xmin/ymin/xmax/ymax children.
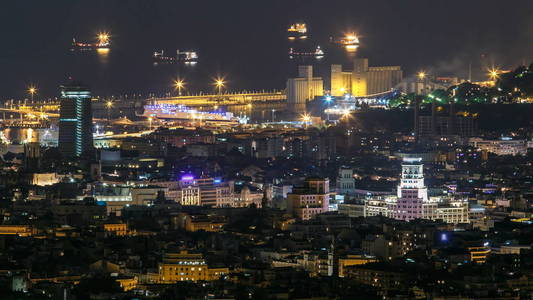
<box><xmin>1</xmin><ymin>2</ymin><xmax>533</xmax><ymax>299</ymax></box>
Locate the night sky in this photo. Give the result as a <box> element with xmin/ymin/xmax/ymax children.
<box><xmin>0</xmin><ymin>0</ymin><xmax>532</xmax><ymax>99</ymax></box>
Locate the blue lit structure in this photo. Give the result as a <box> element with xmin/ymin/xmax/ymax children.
<box><xmin>58</xmin><ymin>82</ymin><xmax>94</xmax><ymax>157</ymax></box>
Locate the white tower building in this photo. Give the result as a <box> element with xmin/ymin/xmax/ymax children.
<box><xmin>364</xmin><ymin>157</ymin><xmax>469</xmax><ymax>224</ymax></box>
<box><xmin>391</xmin><ymin>158</ymin><xmax>428</xmax><ymax>221</ymax></box>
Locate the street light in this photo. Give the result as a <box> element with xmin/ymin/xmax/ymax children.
<box><xmin>301</xmin><ymin>113</ymin><xmax>311</xmax><ymax>128</ymax></box>
<box><xmin>342</xmin><ymin>109</ymin><xmax>352</xmax><ymax>120</ymax></box>
<box><xmin>28</xmin><ymin>86</ymin><xmax>37</xmax><ymax>104</ymax></box>
<box><xmin>417</xmin><ymin>71</ymin><xmax>426</xmax><ymax>81</ymax></box>
<box><xmin>488</xmin><ymin>68</ymin><xmax>500</xmax><ymax>81</ymax></box>
<box><xmin>214</xmin><ymin>77</ymin><xmax>225</xmax><ymax>95</ymax></box>
<box><xmin>106</xmin><ymin>100</ymin><xmax>113</xmax><ymax>120</ymax></box>
<box><xmin>174</xmin><ymin>79</ymin><xmax>185</xmax><ymax>96</ymax></box>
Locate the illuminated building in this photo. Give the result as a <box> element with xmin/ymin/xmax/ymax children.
<box><xmin>147</xmin><ymin>178</ymin><xmax>201</xmax><ymax>206</ymax></box>
<box><xmin>330</xmin><ymin>58</ymin><xmax>402</xmax><ymax>97</ymax></box>
<box><xmin>84</xmin><ymin>184</ymin><xmax>167</xmax><ymax>216</ymax></box>
<box><xmin>287</xmin><ymin>177</ymin><xmax>330</xmax><ymax>220</ymax></box>
<box><xmin>178</xmin><ymin>184</ymin><xmax>201</xmax><ymax>206</ymax></box>
<box><xmin>164</xmin><ymin>176</ymin><xmax>202</xmax><ymax>206</ymax></box>
<box><xmin>196</xmin><ymin>177</ymin><xmax>234</xmax><ymax>207</ymax></box>
<box><xmin>364</xmin><ymin>158</ymin><xmax>469</xmax><ymax>224</ymax></box>
<box><xmin>338</xmin><ymin>255</ymin><xmax>377</xmax><ymax>278</ymax></box>
<box><xmin>468</xmin><ymin>246</ymin><xmax>491</xmax><ymax>263</ymax></box>
<box><xmin>337</xmin><ymin>168</ymin><xmax>356</xmax><ymax>195</ymax></box>
<box><xmin>158</xmin><ymin>251</ymin><xmax>229</xmax><ymax>283</ymax></box>
<box><xmin>115</xmin><ymin>276</ymin><xmax>138</xmax><ymax>292</ymax></box>
<box><xmin>0</xmin><ymin>225</ymin><xmax>34</xmax><ymax>237</ymax></box>
<box><xmin>330</xmin><ymin>65</ymin><xmax>353</xmax><ymax>96</ymax></box>
<box><xmin>398</xmin><ymin>76</ymin><xmax>456</xmax><ymax>96</ymax></box>
<box><xmin>103</xmin><ymin>223</ymin><xmax>128</xmax><ymax>236</ymax></box>
<box><xmin>164</xmin><ymin>176</ymin><xmax>233</xmax><ymax>207</ymax></box>
<box><xmin>30</xmin><ymin>173</ymin><xmax>59</xmax><ymax>186</ymax></box>
<box><xmin>469</xmin><ymin>137</ymin><xmax>528</xmax><ymax>156</ymax></box>
<box><xmin>392</xmin><ymin>157</ymin><xmax>428</xmax><ymax>221</ymax></box>
<box><xmin>173</xmin><ymin>212</ymin><xmax>226</xmax><ymax>232</ymax></box>
<box><xmin>58</xmin><ymin>82</ymin><xmax>94</xmax><ymax>157</ymax></box>
<box><xmin>234</xmin><ymin>185</ymin><xmax>264</xmax><ymax>208</ymax></box>
<box><xmin>287</xmin><ymin>65</ymin><xmax>324</xmax><ymax>106</ymax></box>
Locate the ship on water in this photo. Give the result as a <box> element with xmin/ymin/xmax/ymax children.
<box><xmin>331</xmin><ymin>33</ymin><xmax>360</xmax><ymax>52</ymax></box>
<box><xmin>143</xmin><ymin>104</ymin><xmax>240</xmax><ymax>126</ymax></box>
<box><xmin>153</xmin><ymin>50</ymin><xmax>198</xmax><ymax>65</ymax></box>
<box><xmin>289</xmin><ymin>46</ymin><xmax>324</xmax><ymax>59</ymax></box>
<box><xmin>71</xmin><ymin>32</ymin><xmax>111</xmax><ymax>52</ymax></box>
<box><xmin>287</xmin><ymin>23</ymin><xmax>308</xmax><ymax>40</ymax></box>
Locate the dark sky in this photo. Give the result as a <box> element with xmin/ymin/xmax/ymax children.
<box><xmin>0</xmin><ymin>0</ymin><xmax>532</xmax><ymax>99</ymax></box>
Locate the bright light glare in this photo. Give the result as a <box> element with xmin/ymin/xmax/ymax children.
<box><xmin>28</xmin><ymin>86</ymin><xmax>37</xmax><ymax>95</ymax></box>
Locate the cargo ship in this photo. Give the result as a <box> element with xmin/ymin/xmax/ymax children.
<box><xmin>153</xmin><ymin>50</ymin><xmax>198</xmax><ymax>64</ymax></box>
<box><xmin>289</xmin><ymin>46</ymin><xmax>324</xmax><ymax>59</ymax></box>
<box><xmin>143</xmin><ymin>104</ymin><xmax>240</xmax><ymax>126</ymax></box>
<box><xmin>288</xmin><ymin>23</ymin><xmax>308</xmax><ymax>40</ymax></box>
<box><xmin>71</xmin><ymin>32</ymin><xmax>111</xmax><ymax>52</ymax></box>
<box><xmin>331</xmin><ymin>33</ymin><xmax>359</xmax><ymax>52</ymax></box>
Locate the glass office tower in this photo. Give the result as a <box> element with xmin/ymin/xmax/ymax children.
<box><xmin>58</xmin><ymin>82</ymin><xmax>94</xmax><ymax>158</ymax></box>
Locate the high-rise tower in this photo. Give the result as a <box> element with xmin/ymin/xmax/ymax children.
<box><xmin>364</xmin><ymin>157</ymin><xmax>469</xmax><ymax>224</ymax></box>
<box><xmin>391</xmin><ymin>157</ymin><xmax>428</xmax><ymax>221</ymax></box>
<box><xmin>58</xmin><ymin>82</ymin><xmax>94</xmax><ymax>158</ymax></box>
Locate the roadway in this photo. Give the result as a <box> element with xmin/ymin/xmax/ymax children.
<box><xmin>93</xmin><ymin>129</ymin><xmax>154</xmax><ymax>140</ymax></box>
<box><xmin>0</xmin><ymin>107</ymin><xmax>60</xmax><ymax>118</ymax></box>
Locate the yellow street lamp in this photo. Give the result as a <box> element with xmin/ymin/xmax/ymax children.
<box><xmin>301</xmin><ymin>113</ymin><xmax>311</xmax><ymax>128</ymax></box>
<box><xmin>28</xmin><ymin>86</ymin><xmax>37</xmax><ymax>104</ymax></box>
<box><xmin>417</xmin><ymin>71</ymin><xmax>426</xmax><ymax>81</ymax></box>
<box><xmin>488</xmin><ymin>68</ymin><xmax>500</xmax><ymax>81</ymax></box>
<box><xmin>106</xmin><ymin>100</ymin><xmax>113</xmax><ymax>120</ymax></box>
<box><xmin>174</xmin><ymin>79</ymin><xmax>185</xmax><ymax>96</ymax></box>
<box><xmin>214</xmin><ymin>77</ymin><xmax>225</xmax><ymax>95</ymax></box>
<box><xmin>342</xmin><ymin>109</ymin><xmax>352</xmax><ymax>120</ymax></box>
